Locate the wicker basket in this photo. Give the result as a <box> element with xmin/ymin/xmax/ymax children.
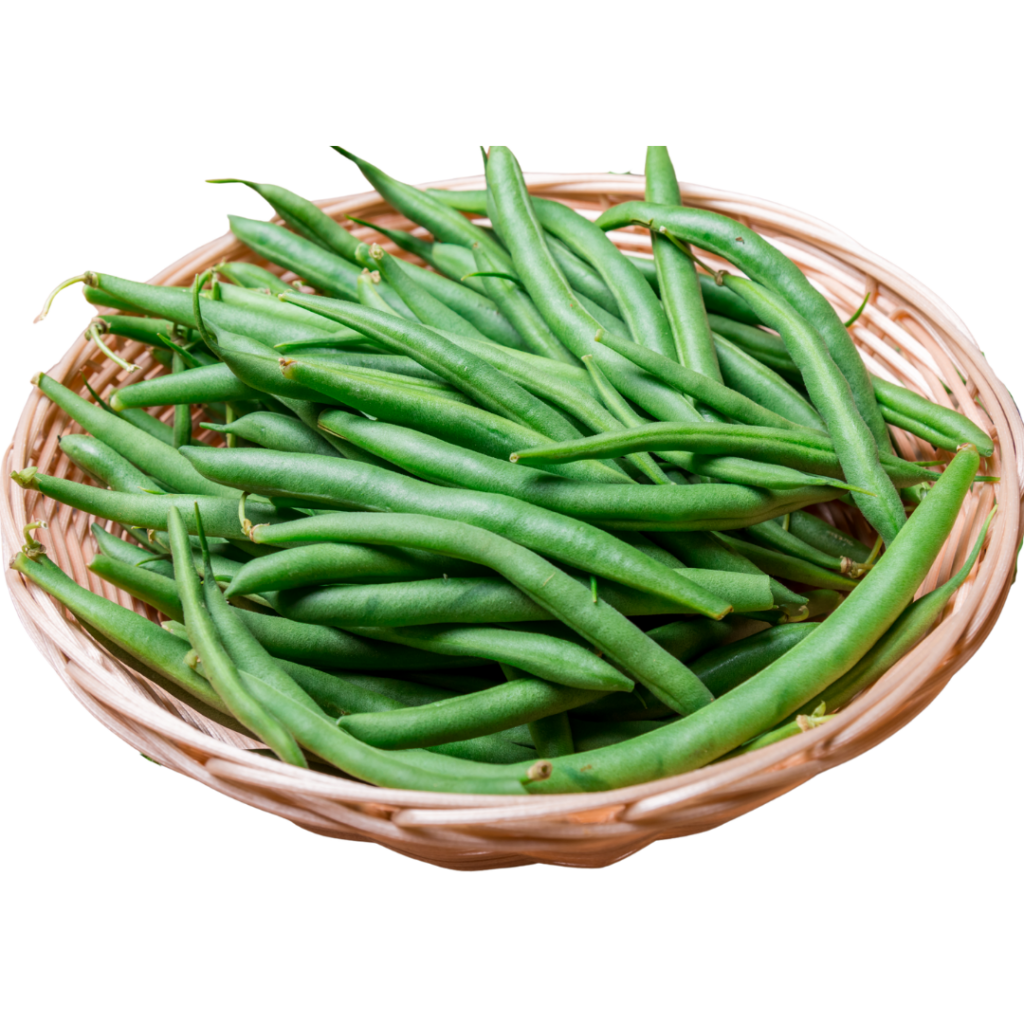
<box><xmin>4</xmin><ymin>173</ymin><xmax>1022</xmax><ymax>871</ymax></box>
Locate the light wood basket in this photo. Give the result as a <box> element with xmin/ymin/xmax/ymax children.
<box><xmin>4</xmin><ymin>174</ymin><xmax>1022</xmax><ymax>871</ymax></box>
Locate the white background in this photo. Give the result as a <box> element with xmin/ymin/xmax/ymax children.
<box><xmin>2</xmin><ymin>3</ymin><xmax>1021</xmax><ymax>1022</ymax></box>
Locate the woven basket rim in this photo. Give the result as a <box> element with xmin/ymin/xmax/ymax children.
<box><xmin>4</xmin><ymin>172</ymin><xmax>1022</xmax><ymax>867</ymax></box>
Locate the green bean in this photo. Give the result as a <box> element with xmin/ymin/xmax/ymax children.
<box><xmin>688</xmin><ymin>623</ymin><xmax>819</xmax><ymax>697</ymax></box>
<box><xmin>200</xmin><ymin>411</ymin><xmax>340</xmax><ymax>458</ymax></box>
<box><xmin>110</xmin><ymin>362</ymin><xmax>264</xmax><ymax>410</ymax></box>
<box><xmin>581</xmin><ymin>356</ymin><xmax>674</xmax><ymax>485</ymax></box>
<box><xmin>317</xmin><ymin>408</ymin><xmax>844</xmax><ymax>534</ymax></box>
<box><xmin>543</xmin><ymin>234</ymin><xmax>622</xmax><ymax>317</ymax></box>
<box><xmin>59</xmin><ymin>433</ymin><xmax>163</xmax><ymax>494</ymax></box>
<box><xmin>708</xmin><ymin>315</ymin><xmax>802</xmax><ymax>383</ymax></box>
<box><xmin>332</xmin><ymin>147</ymin><xmax>508</xmax><ymax>263</ymax></box>
<box><xmin>348</xmin><ymin>217</ymin><xmax>461</xmax><ymax>279</ymax></box>
<box><xmin>339</xmin><ymin>676</ymin><xmax>601</xmax><ymax>750</ymax></box>
<box><xmin>168</xmin><ymin>506</ymin><xmax>306</xmax><ymax>765</ymax></box>
<box><xmin>365</xmin><ymin>244</ymin><xmax>489</xmax><ymax>339</ymax></box>
<box><xmin>713</xmin><ymin>333</ymin><xmax>825</xmax><ymax>431</ymax></box>
<box><xmin>98</xmin><ymin>314</ymin><xmax>200</xmax><ymax>350</ymax></box>
<box><xmin>743</xmin><ymin>519</ymin><xmax>861</xmax><ymax>575</ymax></box>
<box><xmin>786</xmin><ymin>510</ymin><xmax>874</xmax><ymax>563</ymax></box>
<box><xmin>596</xmin><ymin>201</ymin><xmax>893</xmax><ymax>454</ymax></box>
<box><xmin>210</xmin><ymin>179</ymin><xmax>364</xmax><ymax>262</ymax></box>
<box><xmin>91</xmin><ymin>524</ymin><xmax>174</xmax><ymax>578</ymax></box>
<box><xmin>390</xmin><ymin>254</ymin><xmax>530</xmax><ymax>350</ymax></box>
<box><xmin>35</xmin><ymin>373</ymin><xmax>236</xmax><ymax>498</ymax></box>
<box><xmin>872</xmin><ymin>377</ymin><xmax>994</xmax><ymax>457</ymax></box>
<box><xmin>528</xmin><ymin>713</ymin><xmax>575</xmax><ymax>757</ymax></box>
<box><xmin>266</xmin><ymin>567</ymin><xmax>772</xmax><ymax>626</ymax></box>
<box><xmin>11</xmin><ymin>470</ymin><xmax>289</xmax><ymax>541</ymax></box>
<box><xmin>722</xmin><ymin>275</ymin><xmax>906</xmax><ymax>544</ymax></box>
<box><xmin>470</xmin><ymin>243</ymin><xmax>578</xmax><ymax>364</ymax></box>
<box><xmin>529</xmin><ymin>194</ymin><xmax>677</xmax><ymax>360</ymax></box>
<box><xmin>246</xmin><ymin>510</ymin><xmax>715</xmax><ymax>715</ymax></box>
<box><xmin>90</xmin><ymin>554</ymin><xmax>185</xmax><ymax>619</ymax></box>
<box><xmin>227</xmin><ymin>541</ymin><xmax>490</xmax><ymax>594</ymax></box>
<box><xmin>227</xmin><ymin>215</ymin><xmax>364</xmax><ymax>302</ymax></box>
<box><xmin>716</xmin><ymin>533</ymin><xmax>859</xmax><ymax>591</ymax></box>
<box><xmin>13</xmin><ymin>550</ymin><xmax>227</xmax><ymax>714</ymax></box>
<box><xmin>214</xmin><ymin>262</ymin><xmax>296</xmax><ymax>295</ymax></box>
<box><xmin>279</xmin><ymin>296</ymin><xmax>584</xmax><ymax>443</ymax></box>
<box><xmin>170</xmin><ymin>352</ymin><xmax>192</xmax><ymax>449</ymax></box>
<box><xmin>798</xmin><ymin>506</ymin><xmax>994</xmax><ymax>717</ymax></box>
<box><xmin>655</xmin><ymin>530</ymin><xmax>807</xmax><ymax>613</ymax></box>
<box><xmin>645</xmin><ymin>146</ymin><xmax>721</xmax><ymax>377</ymax></box>
<box><xmin>347</xmin><ymin>624</ymin><xmax>631</xmax><ymax>692</ymax></box>
<box><xmin>526</xmin><ymin>444</ymin><xmax>981</xmax><ymax>791</ymax></box>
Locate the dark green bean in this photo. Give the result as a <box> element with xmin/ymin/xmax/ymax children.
<box><xmin>35</xmin><ymin>373</ymin><xmax>235</xmax><ymax>498</ymax></box>
<box><xmin>688</xmin><ymin>623</ymin><xmax>819</xmax><ymax>697</ymax></box>
<box><xmin>743</xmin><ymin>519</ymin><xmax>862</xmax><ymax>575</ymax></box>
<box><xmin>470</xmin><ymin>243</ymin><xmax>578</xmax><ymax>364</ymax></box>
<box><xmin>717</xmin><ymin>533</ymin><xmax>859</xmax><ymax>591</ymax></box>
<box><xmin>91</xmin><ymin>524</ymin><xmax>174</xmax><ymax>578</ymax></box>
<box><xmin>786</xmin><ymin>510</ymin><xmax>874</xmax><ymax>563</ymax></box>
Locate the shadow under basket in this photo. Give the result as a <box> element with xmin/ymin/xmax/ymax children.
<box><xmin>4</xmin><ymin>173</ymin><xmax>1022</xmax><ymax>871</ymax></box>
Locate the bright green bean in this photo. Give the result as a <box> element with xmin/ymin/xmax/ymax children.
<box><xmin>59</xmin><ymin>434</ymin><xmax>163</xmax><ymax>494</ymax></box>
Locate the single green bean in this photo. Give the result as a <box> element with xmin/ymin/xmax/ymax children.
<box><xmin>743</xmin><ymin>518</ymin><xmax>860</xmax><ymax>575</ymax></box>
<box><xmin>59</xmin><ymin>433</ymin><xmax>163</xmax><ymax>494</ymax></box>
<box><xmin>717</xmin><ymin>533</ymin><xmax>859</xmax><ymax>591</ymax></box>
<box><xmin>645</xmin><ymin>146</ymin><xmax>721</xmax><ymax>377</ymax></box>
<box><xmin>110</xmin><ymin>362</ymin><xmax>264</xmax><ymax>410</ymax></box>
<box><xmin>786</xmin><ymin>510</ymin><xmax>874</xmax><ymax>563</ymax></box>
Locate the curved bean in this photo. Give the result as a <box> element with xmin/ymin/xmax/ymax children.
<box><xmin>59</xmin><ymin>433</ymin><xmax>163</xmax><ymax>494</ymax></box>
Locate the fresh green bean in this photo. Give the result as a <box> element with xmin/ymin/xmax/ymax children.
<box><xmin>11</xmin><ymin>470</ymin><xmax>288</xmax><ymax>541</ymax></box>
<box><xmin>226</xmin><ymin>541</ymin><xmax>491</xmax><ymax>594</ymax></box>
<box><xmin>286</xmin><ymin>359</ymin><xmax>626</xmax><ymax>484</ymax></box>
<box><xmin>713</xmin><ymin>333</ymin><xmax>825</xmax><ymax>431</ymax></box>
<box><xmin>170</xmin><ymin>352</ymin><xmax>192</xmax><ymax>449</ymax></box>
<box><xmin>35</xmin><ymin>373</ymin><xmax>236</xmax><ymax>498</ymax></box>
<box><xmin>210</xmin><ymin>179</ymin><xmax>364</xmax><ymax>262</ymax></box>
<box><xmin>470</xmin><ymin>243</ymin><xmax>578</xmax><ymax>364</ymax></box>
<box><xmin>743</xmin><ymin>518</ymin><xmax>862</xmax><ymax>575</ymax></box>
<box><xmin>581</xmin><ymin>356</ymin><xmax>674</xmax><ymax>485</ymax></box>
<box><xmin>214</xmin><ymin>261</ymin><xmax>296</xmax><ymax>294</ymax></box>
<box><xmin>872</xmin><ymin>377</ymin><xmax>994</xmax><ymax>456</ymax></box>
<box><xmin>645</xmin><ymin>146</ymin><xmax>721</xmax><ymax>377</ymax></box>
<box><xmin>110</xmin><ymin>362</ymin><xmax>265</xmax><ymax>410</ymax></box>
<box><xmin>339</xmin><ymin>676</ymin><xmax>601</xmax><ymax>750</ymax></box>
<box><xmin>787</xmin><ymin>510</ymin><xmax>874</xmax><ymax>563</ymax></box>
<box><xmin>716</xmin><ymin>533</ymin><xmax>859</xmax><ymax>591</ymax></box>
<box><xmin>59</xmin><ymin>433</ymin><xmax>163</xmax><ymax>494</ymax></box>
<box><xmin>90</xmin><ymin>524</ymin><xmax>175</xmax><ymax>578</ymax></box>
<box><xmin>688</xmin><ymin>623</ymin><xmax>819</xmax><ymax>697</ymax></box>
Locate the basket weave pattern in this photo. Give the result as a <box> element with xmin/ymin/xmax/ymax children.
<box><xmin>4</xmin><ymin>174</ymin><xmax>1022</xmax><ymax>870</ymax></box>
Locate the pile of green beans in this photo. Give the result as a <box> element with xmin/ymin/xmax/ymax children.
<box><xmin>19</xmin><ymin>145</ymin><xmax>997</xmax><ymax>795</ymax></box>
